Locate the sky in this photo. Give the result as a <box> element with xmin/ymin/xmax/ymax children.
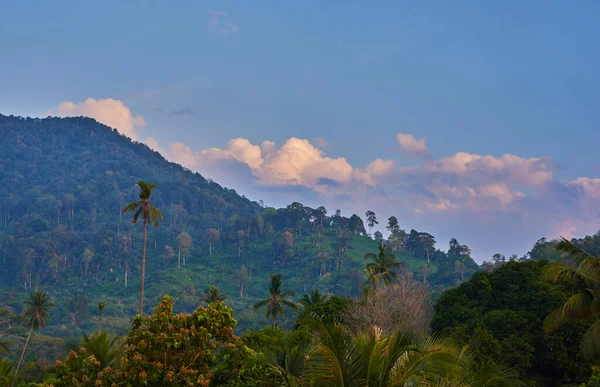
<box><xmin>1</xmin><ymin>1</ymin><xmax>599</xmax><ymax>262</ymax></box>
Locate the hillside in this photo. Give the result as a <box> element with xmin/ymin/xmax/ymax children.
<box><xmin>0</xmin><ymin>114</ymin><xmax>475</xmax><ymax>339</ymax></box>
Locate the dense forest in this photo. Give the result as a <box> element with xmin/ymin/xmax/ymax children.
<box><xmin>0</xmin><ymin>114</ymin><xmax>599</xmax><ymax>386</ymax></box>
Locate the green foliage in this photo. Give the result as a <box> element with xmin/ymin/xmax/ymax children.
<box><xmin>49</xmin><ymin>295</ymin><xmax>237</xmax><ymax>386</ymax></box>
<box><xmin>432</xmin><ymin>260</ymin><xmax>594</xmax><ymax>386</ymax></box>
<box><xmin>254</xmin><ymin>274</ymin><xmax>297</xmax><ymax>327</ymax></box>
<box><xmin>544</xmin><ymin>238</ymin><xmax>600</xmax><ymax>360</ymax></box>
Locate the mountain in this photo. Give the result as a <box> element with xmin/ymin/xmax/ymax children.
<box><xmin>0</xmin><ymin>114</ymin><xmax>476</xmax><ymax>338</ymax></box>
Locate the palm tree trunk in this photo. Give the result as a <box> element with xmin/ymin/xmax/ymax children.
<box><xmin>139</xmin><ymin>219</ymin><xmax>147</xmax><ymax>316</ymax></box>
<box><xmin>15</xmin><ymin>326</ymin><xmax>33</xmax><ymax>375</ymax></box>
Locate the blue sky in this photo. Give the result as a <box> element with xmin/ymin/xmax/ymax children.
<box><xmin>1</xmin><ymin>1</ymin><xmax>599</xmax><ymax>261</ymax></box>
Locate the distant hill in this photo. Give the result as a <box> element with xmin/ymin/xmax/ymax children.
<box><xmin>0</xmin><ymin>114</ymin><xmax>476</xmax><ymax>337</ymax></box>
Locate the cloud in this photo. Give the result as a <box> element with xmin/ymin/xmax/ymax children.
<box><xmin>207</xmin><ymin>9</ymin><xmax>239</xmax><ymax>36</ymax></box>
<box><xmin>47</xmin><ymin>98</ymin><xmax>145</xmax><ymax>139</ymax></box>
<box><xmin>314</xmin><ymin>137</ymin><xmax>329</xmax><ymax>148</ymax></box>
<box><xmin>396</xmin><ymin>133</ymin><xmax>430</xmax><ymax>159</ymax></box>
<box><xmin>144</xmin><ymin>129</ymin><xmax>599</xmax><ymax>261</ymax></box>
<box><xmin>171</xmin><ymin>107</ymin><xmax>195</xmax><ymax>116</ymax></box>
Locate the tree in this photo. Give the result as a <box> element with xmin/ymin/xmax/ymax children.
<box><xmin>176</xmin><ymin>231</ymin><xmax>193</xmax><ymax>266</ymax></box>
<box><xmin>51</xmin><ymin>296</ymin><xmax>237</xmax><ymax>386</ymax></box>
<box><xmin>161</xmin><ymin>245</ymin><xmax>175</xmax><ymax>267</ymax></box>
<box><xmin>373</xmin><ymin>231</ymin><xmax>383</xmax><ymax>246</ymax></box>
<box><xmin>236</xmin><ymin>265</ymin><xmax>249</xmax><ymax>297</ymax></box>
<box><xmin>348</xmin><ymin>214</ymin><xmax>367</xmax><ymax>235</ymax></box>
<box><xmin>201</xmin><ymin>286</ymin><xmax>226</xmax><ymax>304</ymax></box>
<box><xmin>300</xmin><ymin>289</ymin><xmax>330</xmax><ymax>306</ymax></box>
<box><xmin>0</xmin><ymin>358</ymin><xmax>14</xmax><ymax>385</ymax></box>
<box><xmin>122</xmin><ymin>180</ymin><xmax>163</xmax><ymax>316</ymax></box>
<box><xmin>365</xmin><ymin>210</ymin><xmax>378</xmax><ymax>235</ymax></box>
<box><xmin>304</xmin><ymin>321</ymin><xmax>523</xmax><ymax>387</ymax></box>
<box><xmin>97</xmin><ymin>302</ymin><xmax>105</xmax><ymax>333</ymax></box>
<box><xmin>206</xmin><ymin>228</ymin><xmax>220</xmax><ymax>256</ymax></box>
<box><xmin>81</xmin><ymin>331</ymin><xmax>121</xmax><ymax>368</ymax></box>
<box><xmin>15</xmin><ymin>290</ymin><xmax>55</xmax><ymax>375</ymax></box>
<box><xmin>364</xmin><ymin>244</ymin><xmax>401</xmax><ymax>290</ymax></box>
<box><xmin>544</xmin><ymin>237</ymin><xmax>600</xmax><ymax>359</ymax></box>
<box><xmin>82</xmin><ymin>247</ymin><xmax>94</xmax><ymax>276</ymax></box>
<box><xmin>254</xmin><ymin>274</ymin><xmax>297</xmax><ymax>327</ymax></box>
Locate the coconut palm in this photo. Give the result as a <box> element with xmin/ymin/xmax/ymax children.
<box><xmin>300</xmin><ymin>289</ymin><xmax>329</xmax><ymax>306</ymax></box>
<box><xmin>122</xmin><ymin>180</ymin><xmax>163</xmax><ymax>316</ymax></box>
<box><xmin>254</xmin><ymin>274</ymin><xmax>297</xmax><ymax>327</ymax></box>
<box><xmin>15</xmin><ymin>290</ymin><xmax>55</xmax><ymax>375</ymax></box>
<box><xmin>200</xmin><ymin>286</ymin><xmax>226</xmax><ymax>304</ymax></box>
<box><xmin>0</xmin><ymin>358</ymin><xmax>14</xmax><ymax>385</ymax></box>
<box><xmin>304</xmin><ymin>321</ymin><xmax>523</xmax><ymax>387</ymax></box>
<box><xmin>81</xmin><ymin>332</ymin><xmax>122</xmax><ymax>367</ymax></box>
<box><xmin>98</xmin><ymin>302</ymin><xmax>105</xmax><ymax>333</ymax></box>
<box><xmin>543</xmin><ymin>237</ymin><xmax>600</xmax><ymax>359</ymax></box>
<box><xmin>364</xmin><ymin>244</ymin><xmax>401</xmax><ymax>290</ymax></box>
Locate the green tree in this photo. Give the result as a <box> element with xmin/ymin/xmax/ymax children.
<box><xmin>176</xmin><ymin>231</ymin><xmax>193</xmax><ymax>266</ymax></box>
<box><xmin>200</xmin><ymin>285</ymin><xmax>226</xmax><ymax>304</ymax></box>
<box><xmin>81</xmin><ymin>331</ymin><xmax>121</xmax><ymax>368</ymax></box>
<box><xmin>51</xmin><ymin>296</ymin><xmax>237</xmax><ymax>386</ymax></box>
<box><xmin>0</xmin><ymin>358</ymin><xmax>14</xmax><ymax>385</ymax></box>
<box><xmin>97</xmin><ymin>302</ymin><xmax>105</xmax><ymax>333</ymax></box>
<box><xmin>300</xmin><ymin>289</ymin><xmax>329</xmax><ymax>306</ymax></box>
<box><xmin>544</xmin><ymin>237</ymin><xmax>600</xmax><ymax>359</ymax></box>
<box><xmin>122</xmin><ymin>180</ymin><xmax>163</xmax><ymax>316</ymax></box>
<box><xmin>304</xmin><ymin>322</ymin><xmax>523</xmax><ymax>386</ymax></box>
<box><xmin>15</xmin><ymin>290</ymin><xmax>55</xmax><ymax>375</ymax></box>
<box><xmin>254</xmin><ymin>274</ymin><xmax>297</xmax><ymax>327</ymax></box>
<box><xmin>364</xmin><ymin>244</ymin><xmax>401</xmax><ymax>290</ymax></box>
<box><xmin>82</xmin><ymin>247</ymin><xmax>94</xmax><ymax>276</ymax></box>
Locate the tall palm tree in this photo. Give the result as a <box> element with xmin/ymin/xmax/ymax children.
<box><xmin>122</xmin><ymin>180</ymin><xmax>163</xmax><ymax>316</ymax></box>
<box><xmin>98</xmin><ymin>302</ymin><xmax>105</xmax><ymax>333</ymax></box>
<box><xmin>15</xmin><ymin>290</ymin><xmax>55</xmax><ymax>375</ymax></box>
<box><xmin>364</xmin><ymin>244</ymin><xmax>401</xmax><ymax>290</ymax></box>
<box><xmin>254</xmin><ymin>274</ymin><xmax>297</xmax><ymax>327</ymax></box>
<box><xmin>543</xmin><ymin>237</ymin><xmax>600</xmax><ymax>359</ymax></box>
<box><xmin>300</xmin><ymin>289</ymin><xmax>329</xmax><ymax>306</ymax></box>
<box><xmin>200</xmin><ymin>286</ymin><xmax>226</xmax><ymax>304</ymax></box>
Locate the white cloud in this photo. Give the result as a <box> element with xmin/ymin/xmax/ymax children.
<box><xmin>207</xmin><ymin>9</ymin><xmax>239</xmax><ymax>36</ymax></box>
<box><xmin>143</xmin><ymin>128</ymin><xmax>599</xmax><ymax>261</ymax></box>
<box><xmin>396</xmin><ymin>133</ymin><xmax>430</xmax><ymax>158</ymax></box>
<box><xmin>47</xmin><ymin>98</ymin><xmax>145</xmax><ymax>140</ymax></box>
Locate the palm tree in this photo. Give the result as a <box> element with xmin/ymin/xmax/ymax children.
<box><xmin>300</xmin><ymin>289</ymin><xmax>329</xmax><ymax>306</ymax></box>
<box><xmin>15</xmin><ymin>290</ymin><xmax>55</xmax><ymax>375</ymax></box>
<box><xmin>254</xmin><ymin>274</ymin><xmax>297</xmax><ymax>327</ymax></box>
<box><xmin>304</xmin><ymin>321</ymin><xmax>523</xmax><ymax>386</ymax></box>
<box><xmin>200</xmin><ymin>286</ymin><xmax>226</xmax><ymax>304</ymax></box>
<box><xmin>98</xmin><ymin>302</ymin><xmax>105</xmax><ymax>333</ymax></box>
<box><xmin>0</xmin><ymin>358</ymin><xmax>14</xmax><ymax>386</ymax></box>
<box><xmin>364</xmin><ymin>244</ymin><xmax>401</xmax><ymax>290</ymax></box>
<box><xmin>543</xmin><ymin>237</ymin><xmax>600</xmax><ymax>359</ymax></box>
<box><xmin>81</xmin><ymin>332</ymin><xmax>122</xmax><ymax>367</ymax></box>
<box><xmin>122</xmin><ymin>180</ymin><xmax>163</xmax><ymax>316</ymax></box>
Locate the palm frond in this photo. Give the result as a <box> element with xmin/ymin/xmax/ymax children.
<box><xmin>581</xmin><ymin>319</ymin><xmax>600</xmax><ymax>360</ymax></box>
<box><xmin>122</xmin><ymin>201</ymin><xmax>141</xmax><ymax>214</ymax></box>
<box><xmin>555</xmin><ymin>237</ymin><xmax>596</xmax><ymax>265</ymax></box>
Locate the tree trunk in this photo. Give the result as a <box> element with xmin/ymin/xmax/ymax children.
<box><xmin>139</xmin><ymin>219</ymin><xmax>147</xmax><ymax>316</ymax></box>
<box><xmin>178</xmin><ymin>249</ymin><xmax>181</xmax><ymax>268</ymax></box>
<box><xmin>125</xmin><ymin>267</ymin><xmax>128</xmax><ymax>288</ymax></box>
<box><xmin>99</xmin><ymin>311</ymin><xmax>102</xmax><ymax>333</ymax></box>
<box><xmin>15</xmin><ymin>326</ymin><xmax>33</xmax><ymax>375</ymax></box>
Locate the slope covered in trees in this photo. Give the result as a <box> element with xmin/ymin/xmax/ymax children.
<box><xmin>0</xmin><ymin>114</ymin><xmax>477</xmax><ymax>360</ymax></box>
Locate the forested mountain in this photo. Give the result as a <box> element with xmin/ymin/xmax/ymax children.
<box><xmin>0</xmin><ymin>114</ymin><xmax>476</xmax><ymax>366</ymax></box>
<box><xmin>1</xmin><ymin>114</ymin><xmax>599</xmax><ymax>385</ymax></box>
